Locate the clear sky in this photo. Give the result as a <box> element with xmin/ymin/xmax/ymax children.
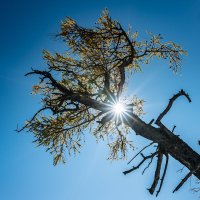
<box><xmin>1</xmin><ymin>0</ymin><xmax>200</xmax><ymax>199</ymax></box>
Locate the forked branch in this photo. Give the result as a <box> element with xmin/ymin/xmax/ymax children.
<box><xmin>156</xmin><ymin>89</ymin><xmax>191</xmax><ymax>126</ymax></box>
<box><xmin>123</xmin><ymin>151</ymin><xmax>158</xmax><ymax>175</ymax></box>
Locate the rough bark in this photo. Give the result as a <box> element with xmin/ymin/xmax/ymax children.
<box><xmin>125</xmin><ymin>112</ymin><xmax>200</xmax><ymax>179</ymax></box>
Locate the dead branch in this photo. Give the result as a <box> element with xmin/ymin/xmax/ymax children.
<box><xmin>173</xmin><ymin>164</ymin><xmax>200</xmax><ymax>193</ymax></box>
<box><xmin>123</xmin><ymin>151</ymin><xmax>158</xmax><ymax>175</ymax></box>
<box><xmin>148</xmin><ymin>152</ymin><xmax>163</xmax><ymax>194</ymax></box>
<box><xmin>156</xmin><ymin>89</ymin><xmax>191</xmax><ymax>126</ymax></box>
<box><xmin>142</xmin><ymin>154</ymin><xmax>155</xmax><ymax>175</ymax></box>
<box><xmin>173</xmin><ymin>171</ymin><xmax>192</xmax><ymax>193</ymax></box>
<box><xmin>149</xmin><ymin>119</ymin><xmax>154</xmax><ymax>125</ymax></box>
<box><xmin>127</xmin><ymin>142</ymin><xmax>154</xmax><ymax>165</ymax></box>
<box><xmin>172</xmin><ymin>125</ymin><xmax>176</xmax><ymax>133</ymax></box>
<box><xmin>156</xmin><ymin>154</ymin><xmax>169</xmax><ymax>196</ymax></box>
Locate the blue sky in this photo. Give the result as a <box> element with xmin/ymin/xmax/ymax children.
<box><xmin>1</xmin><ymin>0</ymin><xmax>200</xmax><ymax>199</ymax></box>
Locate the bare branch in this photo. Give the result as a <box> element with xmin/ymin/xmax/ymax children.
<box><xmin>173</xmin><ymin>171</ymin><xmax>192</xmax><ymax>193</ymax></box>
<box><xmin>123</xmin><ymin>151</ymin><xmax>158</xmax><ymax>175</ymax></box>
<box><xmin>172</xmin><ymin>125</ymin><xmax>176</xmax><ymax>133</ymax></box>
<box><xmin>148</xmin><ymin>152</ymin><xmax>163</xmax><ymax>194</ymax></box>
<box><xmin>156</xmin><ymin>89</ymin><xmax>191</xmax><ymax>126</ymax></box>
<box><xmin>127</xmin><ymin>142</ymin><xmax>154</xmax><ymax>165</ymax></box>
<box><xmin>177</xmin><ymin>166</ymin><xmax>185</xmax><ymax>173</ymax></box>
<box><xmin>149</xmin><ymin>119</ymin><xmax>154</xmax><ymax>125</ymax></box>
<box><xmin>142</xmin><ymin>154</ymin><xmax>155</xmax><ymax>175</ymax></box>
<box><xmin>173</xmin><ymin>164</ymin><xmax>200</xmax><ymax>193</ymax></box>
<box><xmin>156</xmin><ymin>154</ymin><xmax>169</xmax><ymax>196</ymax></box>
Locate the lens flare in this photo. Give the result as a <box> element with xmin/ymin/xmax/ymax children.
<box><xmin>112</xmin><ymin>102</ymin><xmax>125</xmax><ymax>114</ymax></box>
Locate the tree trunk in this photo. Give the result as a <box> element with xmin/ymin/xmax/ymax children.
<box><xmin>125</xmin><ymin>112</ymin><xmax>200</xmax><ymax>179</ymax></box>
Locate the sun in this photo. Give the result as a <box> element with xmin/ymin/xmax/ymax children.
<box><xmin>112</xmin><ymin>102</ymin><xmax>125</xmax><ymax>115</ymax></box>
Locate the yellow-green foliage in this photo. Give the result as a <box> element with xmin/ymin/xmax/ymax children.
<box><xmin>23</xmin><ymin>10</ymin><xmax>186</xmax><ymax>165</ymax></box>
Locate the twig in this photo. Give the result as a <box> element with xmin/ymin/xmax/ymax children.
<box><xmin>172</xmin><ymin>125</ymin><xmax>176</xmax><ymax>133</ymax></box>
<box><xmin>173</xmin><ymin>164</ymin><xmax>200</xmax><ymax>193</ymax></box>
<box><xmin>142</xmin><ymin>155</ymin><xmax>155</xmax><ymax>175</ymax></box>
<box><xmin>177</xmin><ymin>166</ymin><xmax>184</xmax><ymax>173</ymax></box>
<box><xmin>173</xmin><ymin>171</ymin><xmax>192</xmax><ymax>193</ymax></box>
<box><xmin>149</xmin><ymin>119</ymin><xmax>154</xmax><ymax>125</ymax></box>
<box><xmin>127</xmin><ymin>142</ymin><xmax>154</xmax><ymax>165</ymax></box>
<box><xmin>123</xmin><ymin>151</ymin><xmax>158</xmax><ymax>175</ymax></box>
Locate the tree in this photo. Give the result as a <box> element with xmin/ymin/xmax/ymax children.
<box><xmin>18</xmin><ymin>10</ymin><xmax>200</xmax><ymax>196</ymax></box>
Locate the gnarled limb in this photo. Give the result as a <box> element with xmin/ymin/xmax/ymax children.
<box><xmin>156</xmin><ymin>89</ymin><xmax>191</xmax><ymax>127</ymax></box>
<box><xmin>123</xmin><ymin>90</ymin><xmax>199</xmax><ymax>194</ymax></box>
